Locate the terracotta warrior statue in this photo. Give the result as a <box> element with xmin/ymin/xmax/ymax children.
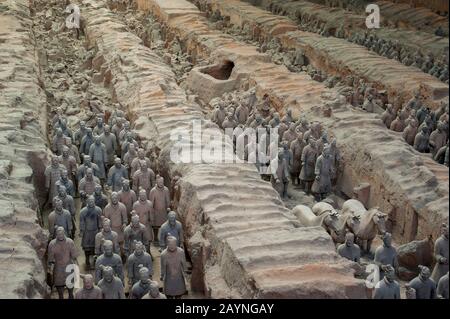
<box><xmin>45</xmin><ymin>155</ymin><xmax>64</xmax><ymax>207</ymax></box>
<box><xmin>373</xmin><ymin>265</ymin><xmax>401</xmax><ymax>299</ymax></box>
<box><xmin>48</xmin><ymin>198</ymin><xmax>73</xmax><ymax>239</ymax></box>
<box><xmin>437</xmin><ymin>272</ymin><xmax>449</xmax><ymax>299</ymax></box>
<box><xmin>133</xmin><ymin>189</ymin><xmax>154</xmax><ymax>245</ymax></box>
<box><xmin>131</xmin><ymin>148</ymin><xmax>152</xmax><ymax>177</ymax></box>
<box><xmin>103</xmin><ymin>192</ymin><xmax>128</xmax><ymax>254</ymax></box>
<box><xmin>89</xmin><ymin>135</ymin><xmax>108</xmax><ymax>182</ymax></box>
<box><xmin>54</xmin><ymin>185</ymin><xmax>76</xmax><ymax>238</ymax></box>
<box><xmin>409</xmin><ymin>265</ymin><xmax>437</xmax><ymax>299</ymax></box>
<box><xmin>93</xmin><ymin>184</ymin><xmax>108</xmax><ymax>210</ymax></box>
<box><xmin>312</xmin><ymin>145</ymin><xmax>333</xmax><ymax>201</ymax></box>
<box><xmin>142</xmin><ymin>281</ymin><xmax>167</xmax><ymax>299</ymax></box>
<box><xmin>299</xmin><ymin>138</ymin><xmax>318</xmax><ymax>193</ymax></box>
<box><xmin>132</xmin><ymin>160</ymin><xmax>156</xmax><ymax>198</ymax></box>
<box><xmin>74</xmin><ymin>120</ymin><xmax>87</xmax><ymax>147</ymax></box>
<box><xmin>100</xmin><ymin>124</ymin><xmax>118</xmax><ymax>167</ymax></box>
<box><xmin>149</xmin><ymin>176</ymin><xmax>171</xmax><ymax>241</ymax></box>
<box><xmin>337</xmin><ymin>233</ymin><xmax>361</xmax><ymax>262</ymax></box>
<box><xmin>160</xmin><ymin>236</ymin><xmax>187</xmax><ymax>299</ymax></box>
<box><xmin>290</xmin><ymin>133</ymin><xmax>305</xmax><ymax>186</ymax></box>
<box><xmin>116</xmin><ymin>179</ymin><xmax>135</xmax><ymax>218</ymax></box>
<box><xmin>79</xmin><ymin>168</ymin><xmax>101</xmax><ymax>205</ymax></box>
<box><xmin>130</xmin><ymin>266</ymin><xmax>152</xmax><ymax>299</ymax></box>
<box><xmin>56</xmin><ymin>169</ymin><xmax>75</xmax><ymax>198</ymax></box>
<box><xmin>127</xmin><ymin>241</ymin><xmax>153</xmax><ymax>286</ymax></box>
<box><xmin>123</xmin><ymin>214</ymin><xmax>150</xmax><ymax>257</ymax></box>
<box><xmin>74</xmin><ymin>274</ymin><xmax>102</xmax><ymax>299</ymax></box>
<box><xmin>270</xmin><ymin>150</ymin><xmax>290</xmax><ymax>199</ymax></box>
<box><xmin>98</xmin><ymin>265</ymin><xmax>125</xmax><ymax>299</ymax></box>
<box><xmin>95</xmin><ymin>240</ymin><xmax>124</xmax><ymax>284</ymax></box>
<box><xmin>80</xmin><ymin>127</ymin><xmax>95</xmax><ymax>157</ymax></box>
<box><xmin>107</xmin><ymin>157</ymin><xmax>128</xmax><ymax>192</ymax></box>
<box><xmin>77</xmin><ymin>155</ymin><xmax>100</xmax><ymax>182</ymax></box>
<box><xmin>431</xmin><ymin>223</ymin><xmax>449</xmax><ymax>283</ymax></box>
<box><xmin>374</xmin><ymin>232</ymin><xmax>398</xmax><ymax>279</ymax></box>
<box><xmin>94</xmin><ymin>218</ymin><xmax>120</xmax><ymax>257</ymax></box>
<box><xmin>47</xmin><ymin>227</ymin><xmax>78</xmax><ymax>299</ymax></box>
<box><xmin>79</xmin><ymin>196</ymin><xmax>102</xmax><ymax>269</ymax></box>
<box><xmin>158</xmin><ymin>211</ymin><xmax>183</xmax><ymax>251</ymax></box>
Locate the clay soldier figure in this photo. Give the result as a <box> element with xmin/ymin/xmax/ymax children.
<box><xmin>149</xmin><ymin>176</ymin><xmax>171</xmax><ymax>239</ymax></box>
<box><xmin>127</xmin><ymin>241</ymin><xmax>153</xmax><ymax>286</ymax></box>
<box><xmin>65</xmin><ymin>138</ymin><xmax>81</xmax><ymax>164</ymax></box>
<box><xmin>74</xmin><ymin>121</ymin><xmax>87</xmax><ymax>147</ymax></box>
<box><xmin>406</xmin><ymin>91</ymin><xmax>422</xmax><ymax>110</ymax></box>
<box><xmin>75</xmin><ymin>274</ymin><xmax>102</xmax><ymax>299</ymax></box>
<box><xmin>142</xmin><ymin>281</ymin><xmax>167</xmax><ymax>299</ymax></box>
<box><xmin>95</xmin><ymin>240</ymin><xmax>124</xmax><ymax>284</ymax></box>
<box><xmin>328</xmin><ymin>139</ymin><xmax>341</xmax><ymax>187</ymax></box>
<box><xmin>133</xmin><ymin>161</ymin><xmax>156</xmax><ymax>198</ymax></box>
<box><xmin>269</xmin><ymin>112</ymin><xmax>281</xmax><ymax>128</ymax></box>
<box><xmin>80</xmin><ymin>128</ymin><xmax>95</xmax><ymax>157</ymax></box>
<box><xmin>159</xmin><ymin>211</ymin><xmax>184</xmax><ymax>251</ymax></box>
<box><xmin>429</xmin><ymin>122</ymin><xmax>448</xmax><ymax>156</ymax></box>
<box><xmin>100</xmin><ymin>125</ymin><xmax>118</xmax><ymax>168</ymax></box>
<box><xmin>160</xmin><ymin>236</ymin><xmax>187</xmax><ymax>299</ymax></box>
<box><xmin>94</xmin><ymin>218</ymin><xmax>120</xmax><ymax>257</ymax></box>
<box><xmin>337</xmin><ymin>233</ymin><xmax>361</xmax><ymax>262</ymax></box>
<box><xmin>48</xmin><ymin>227</ymin><xmax>78</xmax><ymax>299</ymax></box>
<box><xmin>390</xmin><ymin>114</ymin><xmax>404</xmax><ymax>132</ymax></box>
<box><xmin>79</xmin><ymin>196</ymin><xmax>102</xmax><ymax>269</ymax></box>
<box><xmin>373</xmin><ymin>265</ymin><xmax>401</xmax><ymax>299</ymax></box>
<box><xmin>89</xmin><ymin>136</ymin><xmax>107</xmax><ymax>182</ymax></box>
<box><xmin>299</xmin><ymin>138</ymin><xmax>318</xmax><ymax>193</ymax></box>
<box><xmin>107</xmin><ymin>158</ymin><xmax>128</xmax><ymax>192</ymax></box>
<box><xmin>278</xmin><ymin>117</ymin><xmax>289</xmax><ymax>142</ymax></box>
<box><xmin>59</xmin><ymin>146</ymin><xmax>77</xmax><ymax>184</ymax></box>
<box><xmin>103</xmin><ymin>192</ymin><xmax>128</xmax><ymax>253</ymax></box>
<box><xmin>133</xmin><ymin>189</ymin><xmax>154</xmax><ymax>244</ymax></box>
<box><xmin>121</xmin><ymin>132</ymin><xmax>139</xmax><ymax>159</ymax></box>
<box><xmin>312</xmin><ymin>145</ymin><xmax>333</xmax><ymax>201</ymax></box>
<box><xmin>118</xmin><ymin>179</ymin><xmax>137</xmax><ymax>220</ymax></box>
<box><xmin>58</xmin><ymin>118</ymin><xmax>73</xmax><ymax>140</ymax></box>
<box><xmin>282</xmin><ymin>123</ymin><xmax>298</xmax><ymax>146</ymax></box>
<box><xmin>124</xmin><ymin>214</ymin><xmax>150</xmax><ymax>257</ymax></box>
<box><xmin>77</xmin><ymin>155</ymin><xmax>100</xmax><ymax>182</ymax></box>
<box><xmin>112</xmin><ymin>117</ymin><xmax>124</xmax><ymax>141</ymax></box>
<box><xmin>437</xmin><ymin>272</ymin><xmax>449</xmax><ymax>299</ymax></box>
<box><xmin>213</xmin><ymin>102</ymin><xmax>227</xmax><ymax>129</ymax></box>
<box><xmin>270</xmin><ymin>151</ymin><xmax>290</xmax><ymax>198</ymax></box>
<box><xmin>93</xmin><ymin>184</ymin><xmax>108</xmax><ymax>210</ymax></box>
<box><xmin>296</xmin><ymin>118</ymin><xmax>309</xmax><ymax>135</ymax></box>
<box><xmin>413</xmin><ymin>126</ymin><xmax>430</xmax><ymax>153</ymax></box>
<box><xmin>45</xmin><ymin>155</ymin><xmax>64</xmax><ymax>207</ymax></box>
<box><xmin>98</xmin><ymin>266</ymin><xmax>125</xmax><ymax>299</ymax></box>
<box><xmin>52</xmin><ymin>107</ymin><xmax>65</xmax><ymax>129</ymax></box>
<box><xmin>124</xmin><ymin>143</ymin><xmax>138</xmax><ymax>174</ymax></box>
<box><xmin>235</xmin><ymin>102</ymin><xmax>249</xmax><ymax>125</ymax></box>
<box><xmin>362</xmin><ymin>94</ymin><xmax>376</xmax><ymax>112</ymax></box>
<box><xmin>434</xmin><ymin>142</ymin><xmax>449</xmax><ymax>165</ymax></box>
<box><xmin>79</xmin><ymin>168</ymin><xmax>100</xmax><ymax>205</ymax></box>
<box><xmin>409</xmin><ymin>265</ymin><xmax>437</xmax><ymax>299</ymax></box>
<box><xmin>290</xmin><ymin>133</ymin><xmax>305</xmax><ymax>185</ymax></box>
<box><xmin>131</xmin><ymin>148</ymin><xmax>152</xmax><ymax>177</ymax></box>
<box><xmin>52</xmin><ymin>128</ymin><xmax>66</xmax><ymax>156</ymax></box>
<box><xmin>130</xmin><ymin>266</ymin><xmax>152</xmax><ymax>299</ymax></box>
<box><xmin>374</xmin><ymin>232</ymin><xmax>398</xmax><ymax>279</ymax></box>
<box><xmin>92</xmin><ymin>116</ymin><xmax>104</xmax><ymax>136</ymax></box>
<box><xmin>54</xmin><ymin>185</ymin><xmax>76</xmax><ymax>238</ymax></box>
<box><xmin>431</xmin><ymin>223</ymin><xmax>449</xmax><ymax>283</ymax></box>
<box><xmin>56</xmin><ymin>169</ymin><xmax>75</xmax><ymax>197</ymax></box>
<box><xmin>119</xmin><ymin>121</ymin><xmax>131</xmax><ymax>143</ymax></box>
<box><xmin>48</xmin><ymin>198</ymin><xmax>73</xmax><ymax>239</ymax></box>
<box><xmin>402</xmin><ymin>118</ymin><xmax>418</xmax><ymax>146</ymax></box>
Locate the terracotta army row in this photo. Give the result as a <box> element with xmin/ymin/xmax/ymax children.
<box><xmin>210</xmin><ymin>88</ymin><xmax>342</xmax><ymax>200</ymax></box>
<box><xmin>46</xmin><ymin>106</ymin><xmax>188</xmax><ymax>299</ymax></box>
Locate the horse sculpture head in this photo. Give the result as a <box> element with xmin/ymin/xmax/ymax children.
<box><xmin>371</xmin><ymin>208</ymin><xmax>387</xmax><ymax>235</ymax></box>
<box><xmin>323</xmin><ymin>210</ymin><xmax>341</xmax><ymax>235</ymax></box>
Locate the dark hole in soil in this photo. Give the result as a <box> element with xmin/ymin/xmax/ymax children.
<box><xmin>201</xmin><ymin>60</ymin><xmax>235</xmax><ymax>80</ymax></box>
